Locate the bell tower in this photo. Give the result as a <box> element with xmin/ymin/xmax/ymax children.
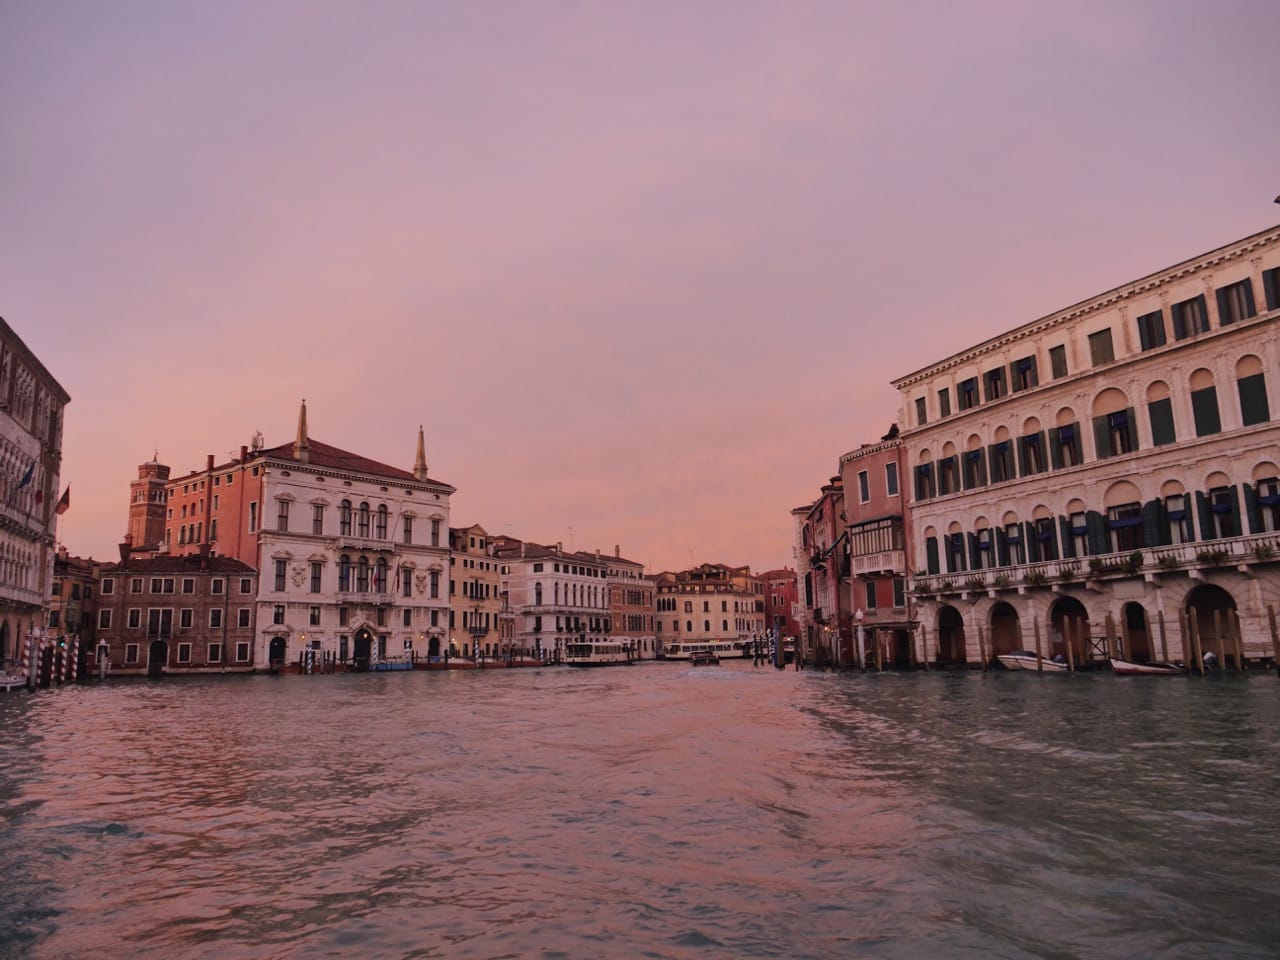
<box><xmin>128</xmin><ymin>454</ymin><xmax>170</xmax><ymax>551</ymax></box>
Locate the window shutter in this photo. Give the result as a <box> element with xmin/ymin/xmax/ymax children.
<box><xmin>1142</xmin><ymin>499</ymin><xmax>1166</xmax><ymax>547</ymax></box>
<box><xmin>996</xmin><ymin>528</ymin><xmax>1009</xmax><ymax>567</ymax></box>
<box><xmin>968</xmin><ymin>533</ymin><xmax>980</xmax><ymax>570</ymax></box>
<box><xmin>1243</xmin><ymin>280</ymin><xmax>1256</xmax><ymax>317</ymax></box>
<box><xmin>1264</xmin><ymin>269</ymin><xmax>1279</xmax><ymax>311</ymax></box>
<box><xmin>1238</xmin><ymin>373</ymin><xmax>1270</xmax><ymax>426</ymax></box>
<box><xmin>1093</xmin><ymin>415</ymin><xmax>1112</xmax><ymax>459</ymax></box>
<box><xmin>1226</xmin><ymin>485</ymin><xmax>1242</xmax><ymax>537</ymax></box>
<box><xmin>1149</xmin><ymin>397</ymin><xmax>1176</xmax><ymax>446</ymax></box>
<box><xmin>1191</xmin><ymin>386</ymin><xmax>1221</xmax><ymax>436</ymax></box>
<box><xmin>926</xmin><ymin>537</ymin><xmax>939</xmax><ymax>575</ymax></box>
<box><xmin>1172</xmin><ymin>306</ymin><xmax>1187</xmax><ymax>340</ymax></box>
<box><xmin>1124</xmin><ymin>407</ymin><xmax>1138</xmax><ymax>451</ymax></box>
<box><xmin>1049</xmin><ymin>428</ymin><xmax>1063</xmax><ymax>470</ymax></box>
<box><xmin>1059</xmin><ymin>515</ymin><xmax>1076</xmax><ymax>558</ymax></box>
<box><xmin>1024</xmin><ymin>521</ymin><xmax>1038</xmax><ymax>563</ymax></box>
<box><xmin>1016</xmin><ymin>438</ymin><xmax>1028</xmax><ymax>476</ymax></box>
<box><xmin>1244</xmin><ymin>483</ymin><xmax>1262</xmax><ymax>534</ymax></box>
<box><xmin>1086</xmin><ymin>511</ymin><xmax>1107</xmax><ymax>556</ymax></box>
<box><xmin>988</xmin><ymin>444</ymin><xmax>999</xmax><ymax>483</ymax></box>
<box><xmin>1195</xmin><ymin>491</ymin><xmax>1211</xmax><ymax>542</ymax></box>
<box><xmin>1216</xmin><ymin>286</ymin><xmax>1232</xmax><ymax>325</ymax></box>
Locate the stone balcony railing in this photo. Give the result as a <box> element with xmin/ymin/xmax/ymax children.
<box><xmin>909</xmin><ymin>531</ymin><xmax>1280</xmax><ymax>600</ymax></box>
<box><xmin>851</xmin><ymin>550</ymin><xmax>906</xmax><ymax>577</ymax></box>
<box><xmin>336</xmin><ymin>535</ymin><xmax>396</xmax><ymax>553</ymax></box>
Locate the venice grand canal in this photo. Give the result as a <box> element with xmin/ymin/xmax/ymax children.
<box><xmin>2</xmin><ymin>663</ymin><xmax>1279</xmax><ymax>959</ymax></box>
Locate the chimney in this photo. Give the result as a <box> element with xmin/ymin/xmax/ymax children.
<box><xmin>118</xmin><ymin>534</ymin><xmax>133</xmax><ymax>562</ymax></box>
<box><xmin>240</xmin><ymin>445</ymin><xmax>248</xmax><ymax>462</ymax></box>
<box><xmin>615</xmin><ymin>544</ymin><xmax>620</xmax><ymax>557</ymax></box>
<box><xmin>555</xmin><ymin>542</ymin><xmax>562</xmax><ymax>553</ymax></box>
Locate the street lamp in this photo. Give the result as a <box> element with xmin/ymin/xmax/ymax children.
<box><xmin>855</xmin><ymin>608</ymin><xmax>866</xmax><ymax>671</ymax></box>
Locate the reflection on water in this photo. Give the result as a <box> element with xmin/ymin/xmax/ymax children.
<box><xmin>2</xmin><ymin>666</ymin><xmax>1279</xmax><ymax>958</ymax></box>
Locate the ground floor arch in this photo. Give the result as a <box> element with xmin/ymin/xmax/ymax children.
<box><xmin>989</xmin><ymin>602</ymin><xmax>1023</xmax><ymax>657</ymax></box>
<box><xmin>352</xmin><ymin>628</ymin><xmax>374</xmax><ymax>672</ymax></box>
<box><xmin>937</xmin><ymin>605</ymin><xmax>966</xmax><ymax>666</ymax></box>
<box><xmin>147</xmin><ymin>639</ymin><xmax>167</xmax><ymax>678</ymax></box>
<box><xmin>1185</xmin><ymin>583</ymin><xmax>1240</xmax><ymax>667</ymax></box>
<box><xmin>1121</xmin><ymin>601</ymin><xmax>1154</xmax><ymax>661</ymax></box>
<box><xmin>1049</xmin><ymin>596</ymin><xmax>1089</xmax><ymax>665</ymax></box>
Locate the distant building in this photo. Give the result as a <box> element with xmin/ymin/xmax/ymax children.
<box><xmin>95</xmin><ymin>550</ymin><xmax>258</xmax><ymax>676</ymax></box>
<box><xmin>654</xmin><ymin>563</ymin><xmax>766</xmax><ymax>656</ymax></box>
<box><xmin>0</xmin><ymin>316</ymin><xmax>70</xmax><ymax>667</ymax></box>
<box><xmin>449</xmin><ymin>524</ymin><xmax>503</xmax><ymax>658</ymax></box>
<box><xmin>127</xmin><ymin>457</ymin><xmax>171</xmax><ymax>552</ymax></box>
<box><xmin>158</xmin><ymin>402</ymin><xmax>454</xmax><ymax>671</ymax></box>
<box><xmin>49</xmin><ymin>549</ymin><xmax>102</xmax><ymax>644</ymax></box>
<box><xmin>758</xmin><ymin>567</ymin><xmax>800</xmax><ymax>642</ymax></box>
<box><xmin>495</xmin><ymin>538</ymin><xmax>610</xmax><ymax>662</ymax></box>
<box><xmin>601</xmin><ymin>546</ymin><xmax>657</xmax><ymax>660</ymax></box>
<box><xmin>794</xmin><ymin>478</ymin><xmax>850</xmax><ymax>667</ymax></box>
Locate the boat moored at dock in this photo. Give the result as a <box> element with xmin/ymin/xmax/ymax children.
<box><xmin>996</xmin><ymin>651</ymin><xmax>1069</xmax><ymax>672</ymax></box>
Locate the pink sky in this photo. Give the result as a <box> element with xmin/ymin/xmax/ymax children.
<box><xmin>3</xmin><ymin>1</ymin><xmax>1278</xmax><ymax>575</ymax></box>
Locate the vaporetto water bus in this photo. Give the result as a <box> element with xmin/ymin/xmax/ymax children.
<box><xmin>564</xmin><ymin>640</ymin><xmax>635</xmax><ymax>667</ymax></box>
<box><xmin>662</xmin><ymin>639</ymin><xmax>750</xmax><ymax>660</ymax></box>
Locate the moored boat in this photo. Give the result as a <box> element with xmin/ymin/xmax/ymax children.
<box><xmin>996</xmin><ymin>650</ymin><xmax>1069</xmax><ymax>672</ymax></box>
<box><xmin>690</xmin><ymin>651</ymin><xmax>720</xmax><ymax>667</ymax></box>
<box><xmin>1110</xmin><ymin>657</ymin><xmax>1185</xmax><ymax>676</ymax></box>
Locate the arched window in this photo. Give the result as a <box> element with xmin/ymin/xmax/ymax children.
<box><xmin>356</xmin><ymin>557</ymin><xmax>370</xmax><ymax>591</ymax></box>
<box><xmin>358</xmin><ymin>502</ymin><xmax>371</xmax><ymax>538</ymax></box>
<box><xmin>376</xmin><ymin>505</ymin><xmax>389</xmax><ymax>539</ymax></box>
<box><xmin>1091</xmin><ymin>388</ymin><xmax>1136</xmax><ymax>458</ymax></box>
<box><xmin>374</xmin><ymin>558</ymin><xmax>388</xmax><ymax>592</ymax></box>
<box><xmin>1190</xmin><ymin>369</ymin><xmax>1221</xmax><ymax>437</ymax></box>
<box><xmin>535</xmin><ymin>582</ymin><xmax>543</xmax><ymax>606</ymax></box>
<box><xmin>339</xmin><ymin>500</ymin><xmax>352</xmax><ymax>536</ymax></box>
<box><xmin>338</xmin><ymin>554</ymin><xmax>351</xmax><ymax>591</ymax></box>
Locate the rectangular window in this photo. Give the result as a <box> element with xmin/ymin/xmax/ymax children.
<box><xmin>1209</xmin><ymin>487</ymin><xmax>1237</xmax><ymax>539</ymax></box>
<box><xmin>182</xmin><ymin>578</ymin><xmax>194</xmax><ymax>594</ymax></box>
<box><xmin>1011</xmin><ymin>356</ymin><xmax>1038</xmax><ymax>392</ymax></box>
<box><xmin>892</xmin><ymin>578</ymin><xmax>905</xmax><ymax>608</ymax></box>
<box><xmin>248</xmin><ymin>501</ymin><xmax>258</xmax><ymax>533</ymax></box>
<box><xmin>272</xmin><ymin>605</ymin><xmax>285</xmax><ymax>625</ymax></box>
<box><xmin>210</xmin><ymin>608</ymin><xmax>223</xmax><ymax>628</ymax></box>
<box><xmin>124</xmin><ymin>643</ymin><xmax>138</xmax><ymax>664</ymax></box>
<box><xmin>403</xmin><ymin>516</ymin><xmax>413</xmax><ymax>544</ymax></box>
<box><xmin>127</xmin><ymin>608</ymin><xmax>141</xmax><ymax>629</ymax></box>
<box><xmin>1216</xmin><ymin>279</ymin><xmax>1256</xmax><ymax>326</ymax></box>
<box><xmin>858</xmin><ymin>470</ymin><xmax>870</xmax><ymax>503</ymax></box>
<box><xmin>403</xmin><ymin>608</ymin><xmax>412</xmax><ymax>627</ymax></box>
<box><xmin>1149</xmin><ymin>397</ymin><xmax>1176</xmax><ymax>446</ymax></box>
<box><xmin>1191</xmin><ymin>386</ymin><xmax>1222</xmax><ymax>437</ymax></box>
<box><xmin>339</xmin><ymin>606</ymin><xmax>350</xmax><ymax>627</ymax></box>
<box><xmin>1264</xmin><ymin>266</ymin><xmax>1280</xmax><ymax>311</ymax></box>
<box><xmin>1166</xmin><ymin>494</ymin><xmax>1192</xmax><ymax>544</ymax></box>
<box><xmin>150</xmin><ymin>577</ymin><xmax>162</xmax><ymax>593</ymax></box>
<box><xmin>1049</xmin><ymin>345</ymin><xmax>1068</xmax><ymax>379</ymax></box>
<box><xmin>310</xmin><ymin>562</ymin><xmax>322</xmax><ymax>593</ymax></box>
<box><xmin>176</xmin><ymin>643</ymin><xmax>191</xmax><ymax>664</ymax></box>
<box><xmin>208</xmin><ymin>642</ymin><xmax>222</xmax><ymax>663</ymax></box>
<box><xmin>312</xmin><ymin>503</ymin><xmax>324</xmax><ymax>535</ymax></box>
<box><xmin>864</xmin><ymin>580</ymin><xmax>877</xmax><ymax>610</ymax></box>
<box><xmin>983</xmin><ymin>368</ymin><xmax>1005</xmax><ymax>402</ymax></box>
<box><xmin>101</xmin><ymin>578</ymin><xmax>115</xmax><ymax>595</ymax></box>
<box><xmin>957</xmin><ymin>377</ymin><xmax>979</xmax><ymax>411</ymax></box>
<box><xmin>179</xmin><ymin>608</ymin><xmax>193</xmax><ymax>629</ymax></box>
<box><xmin>885</xmin><ymin>462</ymin><xmax>899</xmax><ymax>497</ymax></box>
<box><xmin>211</xmin><ymin>578</ymin><xmax>225</xmax><ymax>595</ymax></box>
<box><xmin>1033</xmin><ymin>517</ymin><xmax>1058</xmax><ymax>562</ymax></box>
<box><xmin>239</xmin><ymin>578</ymin><xmax>251</xmax><ymax>594</ymax></box>
<box><xmin>277</xmin><ymin>499</ymin><xmax>289</xmax><ymax>532</ymax></box>
<box><xmin>274</xmin><ymin>559</ymin><xmax>287</xmax><ymax>592</ymax></box>
<box><xmin>1088</xmin><ymin>329</ymin><xmax>1115</xmax><ymax>366</ymax></box>
<box><xmin>236</xmin><ymin>642</ymin><xmax>250</xmax><ymax>663</ymax></box>
<box><xmin>1136</xmin><ymin>310</ymin><xmax>1166</xmax><ymax>351</ymax></box>
<box><xmin>238</xmin><ymin>608</ymin><xmax>250</xmax><ymax>628</ymax></box>
<box><xmin>1238</xmin><ymin>373</ymin><xmax>1270</xmax><ymax>426</ymax></box>
<box><xmin>1171</xmin><ymin>294</ymin><xmax>1209</xmax><ymax>340</ymax></box>
<box><xmin>1005</xmin><ymin>522</ymin><xmax>1025</xmax><ymax>565</ymax></box>
<box><xmin>309</xmin><ymin>606</ymin><xmax>321</xmax><ymax>626</ymax></box>
<box><xmin>431</xmin><ymin>519</ymin><xmax>441</xmax><ymax>547</ymax></box>
<box><xmin>402</xmin><ymin>569</ymin><xmax>412</xmax><ymax>598</ymax></box>
<box><xmin>937</xmin><ymin>388</ymin><xmax>951</xmax><ymax>417</ymax></box>
<box><xmin>914</xmin><ymin>396</ymin><xmax>927</xmax><ymax>425</ymax></box>
<box><xmin>429</xmin><ymin>571</ymin><xmax>440</xmax><ymax>598</ymax></box>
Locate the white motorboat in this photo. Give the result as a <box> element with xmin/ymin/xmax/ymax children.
<box><xmin>996</xmin><ymin>651</ymin><xmax>1069</xmax><ymax>672</ymax></box>
<box><xmin>1109</xmin><ymin>657</ymin><xmax>1185</xmax><ymax>676</ymax></box>
<box><xmin>564</xmin><ymin>640</ymin><xmax>634</xmax><ymax>667</ymax></box>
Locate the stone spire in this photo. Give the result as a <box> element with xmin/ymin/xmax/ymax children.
<box><xmin>413</xmin><ymin>425</ymin><xmax>428</xmax><ymax>480</ymax></box>
<box><xmin>294</xmin><ymin>399</ymin><xmax>310</xmax><ymax>462</ymax></box>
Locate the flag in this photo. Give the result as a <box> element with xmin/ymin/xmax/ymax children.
<box><xmin>55</xmin><ymin>486</ymin><xmax>70</xmax><ymax>515</ymax></box>
<box><xmin>34</xmin><ymin>489</ymin><xmax>42</xmax><ymax>506</ymax></box>
<box><xmin>16</xmin><ymin>463</ymin><xmax>33</xmax><ymax>488</ymax></box>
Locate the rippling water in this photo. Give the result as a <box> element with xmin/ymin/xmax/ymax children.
<box><xmin>2</xmin><ymin>663</ymin><xmax>1279</xmax><ymax>959</ymax></box>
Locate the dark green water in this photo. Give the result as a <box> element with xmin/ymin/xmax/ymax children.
<box><xmin>2</xmin><ymin>664</ymin><xmax>1278</xmax><ymax>958</ymax></box>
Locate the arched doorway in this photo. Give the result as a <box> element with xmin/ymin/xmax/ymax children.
<box><xmin>1185</xmin><ymin>584</ymin><xmax>1239</xmax><ymax>667</ymax></box>
<box><xmin>268</xmin><ymin>636</ymin><xmax>287</xmax><ymax>671</ymax></box>
<box><xmin>147</xmin><ymin>639</ymin><xmax>167</xmax><ymax>678</ymax></box>
<box><xmin>1049</xmin><ymin>597</ymin><xmax>1089</xmax><ymax>665</ymax></box>
<box><xmin>352</xmin><ymin>628</ymin><xmax>374</xmax><ymax>672</ymax></box>
<box><xmin>989</xmin><ymin>603</ymin><xmax>1023</xmax><ymax>656</ymax></box>
<box><xmin>428</xmin><ymin>635</ymin><xmax>441</xmax><ymax>658</ymax></box>
<box><xmin>937</xmin><ymin>605</ymin><xmax>966</xmax><ymax>666</ymax></box>
<box><xmin>1122</xmin><ymin>602</ymin><xmax>1153</xmax><ymax>661</ymax></box>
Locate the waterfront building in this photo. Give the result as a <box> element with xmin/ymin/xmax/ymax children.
<box><xmin>602</xmin><ymin>546</ymin><xmax>657</xmax><ymax>659</ymax></box>
<box><xmin>654</xmin><ymin>563</ymin><xmax>766</xmax><ymax>656</ymax></box>
<box><xmin>894</xmin><ymin>224</ymin><xmax>1280</xmax><ymax>667</ymax></box>
<box><xmin>837</xmin><ymin>436</ymin><xmax>913</xmax><ymax>668</ymax></box>
<box><xmin>495</xmin><ymin>538</ymin><xmax>611</xmax><ymax>662</ymax></box>
<box><xmin>0</xmin><ymin>317</ymin><xmax>70</xmax><ymax>667</ymax></box>
<box><xmin>160</xmin><ymin>402</ymin><xmax>455</xmax><ymax>670</ymax></box>
<box><xmin>760</xmin><ymin>568</ymin><xmax>800</xmax><ymax>646</ymax></box>
<box><xmin>95</xmin><ymin>548</ymin><xmax>258</xmax><ymax>675</ymax></box>
<box><xmin>449</xmin><ymin>524</ymin><xmax>502</xmax><ymax>658</ymax></box>
<box><xmin>793</xmin><ymin>478</ymin><xmax>850</xmax><ymax>667</ymax></box>
<box><xmin>49</xmin><ymin>548</ymin><xmax>101</xmax><ymax>645</ymax></box>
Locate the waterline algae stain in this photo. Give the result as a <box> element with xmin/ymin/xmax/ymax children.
<box><xmin>2</xmin><ymin>666</ymin><xmax>1279</xmax><ymax>958</ymax></box>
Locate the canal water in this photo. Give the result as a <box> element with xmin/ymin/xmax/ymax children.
<box><xmin>2</xmin><ymin>663</ymin><xmax>1279</xmax><ymax>959</ymax></box>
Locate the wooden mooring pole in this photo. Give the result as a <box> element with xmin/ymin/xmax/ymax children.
<box><xmin>1033</xmin><ymin>615</ymin><xmax>1044</xmax><ymax>672</ymax></box>
<box><xmin>1268</xmin><ymin>604</ymin><xmax>1280</xmax><ymax>677</ymax></box>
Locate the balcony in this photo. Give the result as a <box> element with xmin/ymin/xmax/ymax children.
<box><xmin>336</xmin><ymin>589</ymin><xmax>393</xmax><ymax>605</ymax></box>
<box><xmin>909</xmin><ymin>531</ymin><xmax>1280</xmax><ymax>599</ymax></box>
<box><xmin>336</xmin><ymin>535</ymin><xmax>396</xmax><ymax>553</ymax></box>
<box><xmin>851</xmin><ymin>550</ymin><xmax>906</xmax><ymax>577</ymax></box>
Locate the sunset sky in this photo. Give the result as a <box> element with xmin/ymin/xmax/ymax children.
<box><xmin>3</xmin><ymin>1</ymin><xmax>1278</xmax><ymax>575</ymax></box>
